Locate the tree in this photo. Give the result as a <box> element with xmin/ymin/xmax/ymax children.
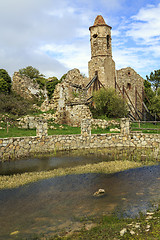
<box><xmin>149</xmin><ymin>95</ymin><xmax>160</xmax><ymax>115</ymax></box>
<box><xmin>19</xmin><ymin>66</ymin><xmax>44</xmax><ymax>79</ymax></box>
<box><xmin>143</xmin><ymin>79</ymin><xmax>155</xmax><ymax>106</ymax></box>
<box><xmin>146</xmin><ymin>69</ymin><xmax>160</xmax><ymax>92</ymax></box>
<box><xmin>46</xmin><ymin>77</ymin><xmax>59</xmax><ymax>99</ymax></box>
<box><xmin>0</xmin><ymin>69</ymin><xmax>12</xmax><ymax>93</ymax></box>
<box><xmin>0</xmin><ymin>78</ymin><xmax>9</xmax><ymax>93</ymax></box>
<box><xmin>92</xmin><ymin>88</ymin><xmax>128</xmax><ymax>118</ymax></box>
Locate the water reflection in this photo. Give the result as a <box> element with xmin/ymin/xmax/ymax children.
<box><xmin>0</xmin><ymin>147</ymin><xmax>155</xmax><ymax>175</ymax></box>
<box><xmin>0</xmin><ymin>165</ymin><xmax>160</xmax><ymax>239</ymax></box>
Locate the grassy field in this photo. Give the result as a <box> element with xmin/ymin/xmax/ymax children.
<box><xmin>0</xmin><ymin>121</ymin><xmax>160</xmax><ymax>138</ymax></box>
<box><xmin>0</xmin><ymin>125</ymin><xmax>112</xmax><ymax>138</ymax></box>
<box><xmin>131</xmin><ymin>122</ymin><xmax>160</xmax><ymax>134</ymax></box>
<box><xmin>0</xmin><ymin>127</ymin><xmax>36</xmax><ymax>138</ymax></box>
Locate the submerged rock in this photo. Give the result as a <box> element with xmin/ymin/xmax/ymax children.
<box><xmin>93</xmin><ymin>188</ymin><xmax>105</xmax><ymax>196</ymax></box>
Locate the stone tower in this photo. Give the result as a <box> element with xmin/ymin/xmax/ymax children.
<box><xmin>88</xmin><ymin>15</ymin><xmax>116</xmax><ymax>89</ymax></box>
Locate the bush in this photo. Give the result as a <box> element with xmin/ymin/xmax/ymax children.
<box><xmin>92</xmin><ymin>88</ymin><xmax>128</xmax><ymax>118</ymax></box>
<box><xmin>46</xmin><ymin>77</ymin><xmax>59</xmax><ymax>99</ymax></box>
<box><xmin>36</xmin><ymin>77</ymin><xmax>46</xmax><ymax>89</ymax></box>
<box><xmin>0</xmin><ymin>69</ymin><xmax>11</xmax><ymax>93</ymax></box>
<box><xmin>0</xmin><ymin>93</ymin><xmax>34</xmax><ymax>116</ymax></box>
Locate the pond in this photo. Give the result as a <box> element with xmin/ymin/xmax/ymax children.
<box><xmin>0</xmin><ymin>149</ymin><xmax>160</xmax><ymax>239</ymax></box>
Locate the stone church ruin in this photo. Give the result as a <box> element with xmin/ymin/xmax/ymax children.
<box><xmin>12</xmin><ymin>15</ymin><xmax>148</xmax><ymax>126</ymax></box>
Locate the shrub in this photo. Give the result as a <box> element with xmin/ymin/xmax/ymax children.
<box><xmin>0</xmin><ymin>93</ymin><xmax>34</xmax><ymax>116</ymax></box>
<box><xmin>46</xmin><ymin>77</ymin><xmax>59</xmax><ymax>99</ymax></box>
<box><xmin>0</xmin><ymin>69</ymin><xmax>11</xmax><ymax>93</ymax></box>
<box><xmin>92</xmin><ymin>88</ymin><xmax>128</xmax><ymax>118</ymax></box>
<box><xmin>36</xmin><ymin>77</ymin><xmax>46</xmax><ymax>89</ymax></box>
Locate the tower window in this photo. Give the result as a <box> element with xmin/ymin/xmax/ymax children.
<box><xmin>127</xmin><ymin>83</ymin><xmax>131</xmax><ymax>90</ymax></box>
<box><xmin>93</xmin><ymin>34</ymin><xmax>98</xmax><ymax>38</ymax></box>
<box><xmin>128</xmin><ymin>71</ymin><xmax>131</xmax><ymax>75</ymax></box>
<box><xmin>107</xmin><ymin>35</ymin><xmax>110</xmax><ymax>49</ymax></box>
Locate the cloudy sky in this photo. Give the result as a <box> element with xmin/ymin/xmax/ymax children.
<box><xmin>0</xmin><ymin>0</ymin><xmax>160</xmax><ymax>79</ymax></box>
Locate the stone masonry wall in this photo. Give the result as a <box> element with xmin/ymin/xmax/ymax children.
<box><xmin>0</xmin><ymin>132</ymin><xmax>160</xmax><ymax>161</ymax></box>
<box><xmin>12</xmin><ymin>72</ymin><xmax>47</xmax><ymax>101</ymax></box>
<box><xmin>91</xmin><ymin>119</ymin><xmax>119</xmax><ymax>129</ymax></box>
<box><xmin>116</xmin><ymin>67</ymin><xmax>144</xmax><ymax>117</ymax></box>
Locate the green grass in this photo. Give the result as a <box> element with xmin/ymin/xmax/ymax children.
<box><xmin>92</xmin><ymin>128</ymin><xmax>110</xmax><ymax>134</ymax></box>
<box><xmin>48</xmin><ymin>123</ymin><xmax>81</xmax><ymax>135</ymax></box>
<box><xmin>131</xmin><ymin>122</ymin><xmax>160</xmax><ymax>134</ymax></box>
<box><xmin>0</xmin><ymin>127</ymin><xmax>36</xmax><ymax>138</ymax></box>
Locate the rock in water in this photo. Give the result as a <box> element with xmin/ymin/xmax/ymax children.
<box><xmin>93</xmin><ymin>189</ymin><xmax>105</xmax><ymax>196</ymax></box>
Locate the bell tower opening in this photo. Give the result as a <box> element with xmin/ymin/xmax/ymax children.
<box><xmin>107</xmin><ymin>35</ymin><xmax>110</xmax><ymax>49</ymax></box>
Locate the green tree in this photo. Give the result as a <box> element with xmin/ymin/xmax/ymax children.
<box><xmin>149</xmin><ymin>95</ymin><xmax>160</xmax><ymax>115</ymax></box>
<box><xmin>146</xmin><ymin>69</ymin><xmax>160</xmax><ymax>92</ymax></box>
<box><xmin>19</xmin><ymin>66</ymin><xmax>44</xmax><ymax>79</ymax></box>
<box><xmin>46</xmin><ymin>77</ymin><xmax>59</xmax><ymax>99</ymax></box>
<box><xmin>92</xmin><ymin>88</ymin><xmax>128</xmax><ymax>118</ymax></box>
<box><xmin>143</xmin><ymin>79</ymin><xmax>155</xmax><ymax>106</ymax></box>
<box><xmin>0</xmin><ymin>69</ymin><xmax>12</xmax><ymax>93</ymax></box>
<box><xmin>0</xmin><ymin>78</ymin><xmax>9</xmax><ymax>93</ymax></box>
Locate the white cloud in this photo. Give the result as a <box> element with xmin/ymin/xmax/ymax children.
<box><xmin>39</xmin><ymin>41</ymin><xmax>90</xmax><ymax>76</ymax></box>
<box><xmin>0</xmin><ymin>0</ymin><xmax>160</xmax><ymax>81</ymax></box>
<box><xmin>126</xmin><ymin>3</ymin><xmax>160</xmax><ymax>45</ymax></box>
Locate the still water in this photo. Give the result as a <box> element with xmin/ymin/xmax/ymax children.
<box><xmin>0</xmin><ymin>150</ymin><xmax>160</xmax><ymax>239</ymax></box>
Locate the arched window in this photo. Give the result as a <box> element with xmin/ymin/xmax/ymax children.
<box><xmin>93</xmin><ymin>34</ymin><xmax>98</xmax><ymax>38</ymax></box>
<box><xmin>107</xmin><ymin>35</ymin><xmax>110</xmax><ymax>49</ymax></box>
<box><xmin>127</xmin><ymin>83</ymin><xmax>131</xmax><ymax>90</ymax></box>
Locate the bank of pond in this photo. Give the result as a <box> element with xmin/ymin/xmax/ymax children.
<box><xmin>0</xmin><ymin>147</ymin><xmax>160</xmax><ymax>239</ymax></box>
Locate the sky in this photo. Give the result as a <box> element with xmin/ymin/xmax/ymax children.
<box><xmin>0</xmin><ymin>0</ymin><xmax>160</xmax><ymax>80</ymax></box>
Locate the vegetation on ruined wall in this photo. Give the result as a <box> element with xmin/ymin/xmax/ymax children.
<box><xmin>0</xmin><ymin>69</ymin><xmax>11</xmax><ymax>93</ymax></box>
<box><xmin>46</xmin><ymin>77</ymin><xmax>59</xmax><ymax>99</ymax></box>
<box><xmin>19</xmin><ymin>66</ymin><xmax>44</xmax><ymax>79</ymax></box>
<box><xmin>91</xmin><ymin>88</ymin><xmax>128</xmax><ymax>119</ymax></box>
<box><xmin>18</xmin><ymin>66</ymin><xmax>62</xmax><ymax>99</ymax></box>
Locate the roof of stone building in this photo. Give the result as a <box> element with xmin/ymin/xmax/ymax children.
<box><xmin>94</xmin><ymin>15</ymin><xmax>106</xmax><ymax>26</ymax></box>
<box><xmin>89</xmin><ymin>15</ymin><xmax>112</xmax><ymax>29</ymax></box>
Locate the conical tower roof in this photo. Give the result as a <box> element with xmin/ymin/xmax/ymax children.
<box><xmin>89</xmin><ymin>15</ymin><xmax>111</xmax><ymax>30</ymax></box>
<box><xmin>93</xmin><ymin>15</ymin><xmax>107</xmax><ymax>26</ymax></box>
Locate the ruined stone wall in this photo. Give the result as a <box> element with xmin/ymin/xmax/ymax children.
<box><xmin>116</xmin><ymin>67</ymin><xmax>144</xmax><ymax>117</ymax></box>
<box><xmin>0</xmin><ymin>133</ymin><xmax>159</xmax><ymax>161</ymax></box>
<box><xmin>91</xmin><ymin>119</ymin><xmax>119</xmax><ymax>129</ymax></box>
<box><xmin>65</xmin><ymin>105</ymin><xmax>92</xmax><ymax>127</ymax></box>
<box><xmin>12</xmin><ymin>72</ymin><xmax>47</xmax><ymax>101</ymax></box>
<box><xmin>50</xmin><ymin>69</ymin><xmax>91</xmax><ymax>126</ymax></box>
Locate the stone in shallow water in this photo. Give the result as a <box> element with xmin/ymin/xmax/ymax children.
<box><xmin>93</xmin><ymin>188</ymin><xmax>105</xmax><ymax>196</ymax></box>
